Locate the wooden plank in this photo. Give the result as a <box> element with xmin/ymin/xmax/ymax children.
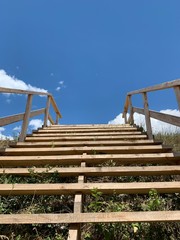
<box><xmin>19</xmin><ymin>94</ymin><xmax>33</xmax><ymax>142</ymax></box>
<box><xmin>36</xmin><ymin>127</ymin><xmax>138</xmax><ymax>133</ymax></box>
<box><xmin>48</xmin><ymin>114</ymin><xmax>55</xmax><ymax>125</ymax></box>
<box><xmin>0</xmin><ymin>108</ymin><xmax>45</xmax><ymax>127</ymax></box>
<box><xmin>47</xmin><ymin>124</ymin><xmax>131</xmax><ymax>128</ymax></box>
<box><xmin>149</xmin><ymin>110</ymin><xmax>180</xmax><ymax>127</ymax></box>
<box><xmin>128</xmin><ymin>79</ymin><xmax>180</xmax><ymax>95</ymax></box>
<box><xmin>0</xmin><ymin>211</ymin><xmax>179</xmax><ymax>224</ymax></box>
<box><xmin>142</xmin><ymin>93</ymin><xmax>153</xmax><ymax>140</ymax></box>
<box><xmin>44</xmin><ymin>96</ymin><xmax>51</xmax><ymax>127</ymax></box>
<box><xmin>1</xmin><ymin>145</ymin><xmax>172</xmax><ymax>156</ymax></box>
<box><xmin>1</xmin><ymin>165</ymin><xmax>180</xmax><ymax>176</ymax></box>
<box><xmin>30</xmin><ymin>131</ymin><xmax>143</xmax><ymax>137</ymax></box>
<box><xmin>0</xmin><ymin>153</ymin><xmax>178</xmax><ymax>167</ymax></box>
<box><xmin>12</xmin><ymin>139</ymin><xmax>159</xmax><ymax>148</ymax></box>
<box><xmin>0</xmin><ymin>182</ymin><xmax>179</xmax><ymax>195</ymax></box>
<box><xmin>174</xmin><ymin>86</ymin><xmax>180</xmax><ymax>110</ymax></box>
<box><xmin>50</xmin><ymin>96</ymin><xmax>62</xmax><ymax>118</ymax></box>
<box><xmin>134</xmin><ymin>106</ymin><xmax>180</xmax><ymax>127</ymax></box>
<box><xmin>0</xmin><ymin>86</ymin><xmax>49</xmax><ymax>96</ymax></box>
<box><xmin>68</xmin><ymin>161</ymin><xmax>86</xmax><ymax>240</ymax></box>
<box><xmin>25</xmin><ymin>135</ymin><xmax>148</xmax><ymax>142</ymax></box>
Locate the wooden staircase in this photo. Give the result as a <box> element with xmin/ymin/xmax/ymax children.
<box><xmin>0</xmin><ymin>124</ymin><xmax>180</xmax><ymax>239</ymax></box>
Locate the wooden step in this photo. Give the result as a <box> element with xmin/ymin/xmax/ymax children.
<box><xmin>11</xmin><ymin>140</ymin><xmax>161</xmax><ymax>148</ymax></box>
<box><xmin>0</xmin><ymin>211</ymin><xmax>179</xmax><ymax>224</ymax></box>
<box><xmin>29</xmin><ymin>131</ymin><xmax>143</xmax><ymax>137</ymax></box>
<box><xmin>1</xmin><ymin>165</ymin><xmax>180</xmax><ymax>176</ymax></box>
<box><xmin>1</xmin><ymin>145</ymin><xmax>172</xmax><ymax>156</ymax></box>
<box><xmin>0</xmin><ymin>182</ymin><xmax>179</xmax><ymax>195</ymax></box>
<box><xmin>35</xmin><ymin>127</ymin><xmax>138</xmax><ymax>133</ymax></box>
<box><xmin>0</xmin><ymin>153</ymin><xmax>178</xmax><ymax>167</ymax></box>
<box><xmin>45</xmin><ymin>124</ymin><xmax>131</xmax><ymax>129</ymax></box>
<box><xmin>25</xmin><ymin>135</ymin><xmax>148</xmax><ymax>142</ymax></box>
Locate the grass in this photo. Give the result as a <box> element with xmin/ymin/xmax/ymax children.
<box><xmin>0</xmin><ymin>132</ymin><xmax>179</xmax><ymax>239</ymax></box>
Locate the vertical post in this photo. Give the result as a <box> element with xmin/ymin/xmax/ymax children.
<box><xmin>56</xmin><ymin>113</ymin><xmax>59</xmax><ymax>125</ymax></box>
<box><xmin>44</xmin><ymin>95</ymin><xmax>51</xmax><ymax>127</ymax></box>
<box><xmin>128</xmin><ymin>95</ymin><xmax>134</xmax><ymax>125</ymax></box>
<box><xmin>124</xmin><ymin>112</ymin><xmax>127</xmax><ymax>124</ymax></box>
<box><xmin>142</xmin><ymin>92</ymin><xmax>153</xmax><ymax>140</ymax></box>
<box><xmin>174</xmin><ymin>86</ymin><xmax>180</xmax><ymax>110</ymax></box>
<box><xmin>68</xmin><ymin>160</ymin><xmax>86</xmax><ymax>240</ymax></box>
<box><xmin>19</xmin><ymin>94</ymin><xmax>33</xmax><ymax>142</ymax></box>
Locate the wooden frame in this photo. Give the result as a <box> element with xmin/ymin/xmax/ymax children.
<box><xmin>0</xmin><ymin>87</ymin><xmax>62</xmax><ymax>142</ymax></box>
<box><xmin>123</xmin><ymin>80</ymin><xmax>180</xmax><ymax>139</ymax></box>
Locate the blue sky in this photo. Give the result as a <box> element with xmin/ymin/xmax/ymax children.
<box><xmin>0</xmin><ymin>0</ymin><xmax>180</xmax><ymax>136</ymax></box>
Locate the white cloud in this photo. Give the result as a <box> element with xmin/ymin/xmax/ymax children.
<box><xmin>59</xmin><ymin>81</ymin><xmax>64</xmax><ymax>85</ymax></box>
<box><xmin>0</xmin><ymin>69</ymin><xmax>47</xmax><ymax>93</ymax></box>
<box><xmin>108</xmin><ymin>109</ymin><xmax>180</xmax><ymax>134</ymax></box>
<box><xmin>13</xmin><ymin>126</ymin><xmax>21</xmax><ymax>132</ymax></box>
<box><xmin>56</xmin><ymin>86</ymin><xmax>61</xmax><ymax>91</ymax></box>
<box><xmin>0</xmin><ymin>127</ymin><xmax>13</xmax><ymax>140</ymax></box>
<box><xmin>29</xmin><ymin>119</ymin><xmax>43</xmax><ymax>130</ymax></box>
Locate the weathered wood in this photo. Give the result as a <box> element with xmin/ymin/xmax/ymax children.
<box><xmin>2</xmin><ymin>145</ymin><xmax>172</xmax><ymax>156</ymax></box>
<box><xmin>128</xmin><ymin>95</ymin><xmax>134</xmax><ymax>124</ymax></box>
<box><xmin>50</xmin><ymin>96</ymin><xmax>62</xmax><ymax>118</ymax></box>
<box><xmin>0</xmin><ymin>211</ymin><xmax>179</xmax><ymax>224</ymax></box>
<box><xmin>0</xmin><ymin>108</ymin><xmax>45</xmax><ymax>127</ymax></box>
<box><xmin>133</xmin><ymin>107</ymin><xmax>180</xmax><ymax>127</ymax></box>
<box><xmin>33</xmin><ymin>131</ymin><xmax>142</xmax><ymax>137</ymax></box>
<box><xmin>174</xmin><ymin>86</ymin><xmax>180</xmax><ymax>110</ymax></box>
<box><xmin>48</xmin><ymin>114</ymin><xmax>55</xmax><ymax>125</ymax></box>
<box><xmin>122</xmin><ymin>96</ymin><xmax>129</xmax><ymax>120</ymax></box>
<box><xmin>0</xmin><ymin>86</ymin><xmax>49</xmax><ymax>96</ymax></box>
<box><xmin>19</xmin><ymin>94</ymin><xmax>33</xmax><ymax>142</ymax></box>
<box><xmin>68</xmin><ymin>161</ymin><xmax>86</xmax><ymax>240</ymax></box>
<box><xmin>25</xmin><ymin>134</ymin><xmax>148</xmax><ymax>142</ymax></box>
<box><xmin>46</xmin><ymin>124</ymin><xmax>131</xmax><ymax>129</ymax></box>
<box><xmin>128</xmin><ymin>79</ymin><xmax>180</xmax><ymax>95</ymax></box>
<box><xmin>1</xmin><ymin>165</ymin><xmax>180</xmax><ymax>176</ymax></box>
<box><xmin>12</xmin><ymin>139</ymin><xmax>159</xmax><ymax>148</ymax></box>
<box><xmin>0</xmin><ymin>153</ymin><xmax>178</xmax><ymax>167</ymax></box>
<box><xmin>0</xmin><ymin>182</ymin><xmax>179</xmax><ymax>195</ymax></box>
<box><xmin>36</xmin><ymin>127</ymin><xmax>138</xmax><ymax>133</ymax></box>
<box><xmin>142</xmin><ymin>92</ymin><xmax>153</xmax><ymax>140</ymax></box>
<box><xmin>44</xmin><ymin>96</ymin><xmax>51</xmax><ymax>127</ymax></box>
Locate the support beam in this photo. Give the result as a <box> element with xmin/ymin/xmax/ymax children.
<box><xmin>19</xmin><ymin>94</ymin><xmax>33</xmax><ymax>142</ymax></box>
<box><xmin>142</xmin><ymin>92</ymin><xmax>153</xmax><ymax>140</ymax></box>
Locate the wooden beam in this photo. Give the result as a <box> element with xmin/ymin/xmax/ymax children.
<box><xmin>50</xmin><ymin>96</ymin><xmax>62</xmax><ymax>118</ymax></box>
<box><xmin>2</xmin><ymin>145</ymin><xmax>172</xmax><ymax>156</ymax></box>
<box><xmin>133</xmin><ymin>107</ymin><xmax>180</xmax><ymax>127</ymax></box>
<box><xmin>0</xmin><ymin>87</ymin><xmax>49</xmax><ymax>96</ymax></box>
<box><xmin>30</xmin><ymin>131</ymin><xmax>143</xmax><ymax>137</ymax></box>
<box><xmin>1</xmin><ymin>165</ymin><xmax>180</xmax><ymax>176</ymax></box>
<box><xmin>142</xmin><ymin>93</ymin><xmax>153</xmax><ymax>140</ymax></box>
<box><xmin>128</xmin><ymin>79</ymin><xmax>180</xmax><ymax>95</ymax></box>
<box><xmin>0</xmin><ymin>211</ymin><xmax>179</xmax><ymax>224</ymax></box>
<box><xmin>25</xmin><ymin>134</ymin><xmax>148</xmax><ymax>142</ymax></box>
<box><xmin>48</xmin><ymin>114</ymin><xmax>55</xmax><ymax>125</ymax></box>
<box><xmin>0</xmin><ymin>108</ymin><xmax>45</xmax><ymax>127</ymax></box>
<box><xmin>0</xmin><ymin>153</ymin><xmax>178</xmax><ymax>167</ymax></box>
<box><xmin>19</xmin><ymin>94</ymin><xmax>33</xmax><ymax>142</ymax></box>
<box><xmin>0</xmin><ymin>182</ymin><xmax>179</xmax><ymax>195</ymax></box>
<box><xmin>12</xmin><ymin>139</ymin><xmax>158</xmax><ymax>148</ymax></box>
<box><xmin>36</xmin><ymin>127</ymin><xmax>138</xmax><ymax>133</ymax></box>
<box><xmin>44</xmin><ymin>96</ymin><xmax>51</xmax><ymax>127</ymax></box>
<box><xmin>174</xmin><ymin>86</ymin><xmax>180</xmax><ymax>110</ymax></box>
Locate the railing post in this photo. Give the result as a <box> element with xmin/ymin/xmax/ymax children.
<box><xmin>174</xmin><ymin>86</ymin><xmax>180</xmax><ymax>110</ymax></box>
<box><xmin>56</xmin><ymin>113</ymin><xmax>59</xmax><ymax>125</ymax></box>
<box><xmin>142</xmin><ymin>92</ymin><xmax>153</xmax><ymax>140</ymax></box>
<box><xmin>19</xmin><ymin>94</ymin><xmax>33</xmax><ymax>142</ymax></box>
<box><xmin>44</xmin><ymin>95</ymin><xmax>51</xmax><ymax>127</ymax></box>
<box><xmin>128</xmin><ymin>95</ymin><xmax>134</xmax><ymax>125</ymax></box>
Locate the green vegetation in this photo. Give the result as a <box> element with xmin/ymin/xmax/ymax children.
<box><xmin>0</xmin><ymin>132</ymin><xmax>179</xmax><ymax>239</ymax></box>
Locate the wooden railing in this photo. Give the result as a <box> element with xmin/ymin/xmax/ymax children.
<box><xmin>0</xmin><ymin>87</ymin><xmax>62</xmax><ymax>141</ymax></box>
<box><xmin>123</xmin><ymin>80</ymin><xmax>180</xmax><ymax>139</ymax></box>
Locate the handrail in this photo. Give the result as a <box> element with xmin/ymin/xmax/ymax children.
<box><xmin>0</xmin><ymin>87</ymin><xmax>62</xmax><ymax>141</ymax></box>
<box><xmin>123</xmin><ymin>79</ymin><xmax>180</xmax><ymax>139</ymax></box>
